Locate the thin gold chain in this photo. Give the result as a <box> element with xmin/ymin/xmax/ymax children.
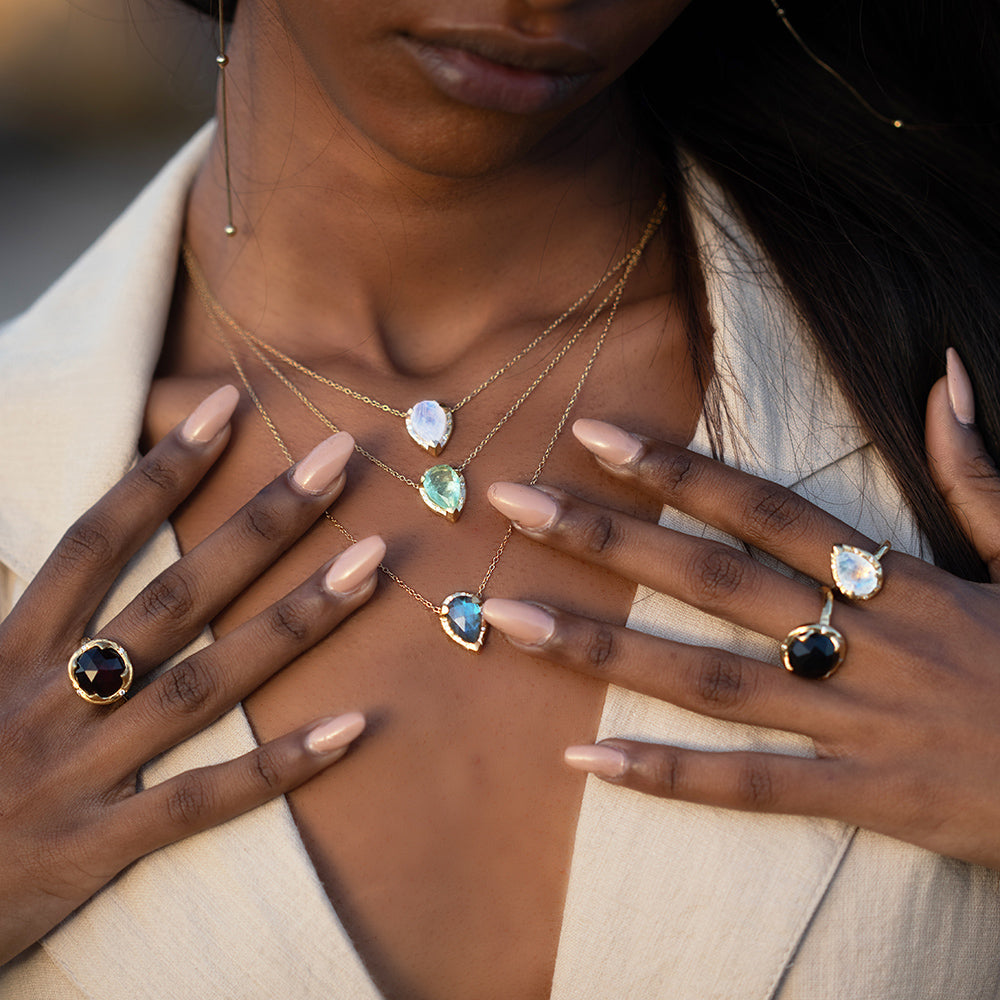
<box><xmin>188</xmin><ymin>196</ymin><xmax>666</xmax><ymax>491</ymax></box>
<box><xmin>183</xmin><ymin>205</ymin><xmax>660</xmax><ymax>420</ymax></box>
<box><xmin>222</xmin><ymin>203</ymin><xmax>663</xmax><ymax>615</ymax></box>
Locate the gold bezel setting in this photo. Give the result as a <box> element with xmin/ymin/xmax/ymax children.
<box><xmin>68</xmin><ymin>637</ymin><xmax>134</xmax><ymax>705</ymax></box>
<box><xmin>440</xmin><ymin>592</ymin><xmax>486</xmax><ymax>652</ymax></box>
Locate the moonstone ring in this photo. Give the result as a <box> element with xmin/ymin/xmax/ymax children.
<box><xmin>830</xmin><ymin>541</ymin><xmax>891</xmax><ymax>601</ymax></box>
<box><xmin>67</xmin><ymin>637</ymin><xmax>134</xmax><ymax>705</ymax></box>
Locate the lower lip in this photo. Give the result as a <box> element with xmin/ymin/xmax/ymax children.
<box><xmin>402</xmin><ymin>37</ymin><xmax>594</xmax><ymax>116</ymax></box>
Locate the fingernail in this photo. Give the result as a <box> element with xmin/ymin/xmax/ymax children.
<box><xmin>564</xmin><ymin>744</ymin><xmax>628</xmax><ymax>780</ymax></box>
<box><xmin>946</xmin><ymin>348</ymin><xmax>976</xmax><ymax>426</ymax></box>
<box><xmin>306</xmin><ymin>711</ymin><xmax>366</xmax><ymax>756</ymax></box>
<box><xmin>572</xmin><ymin>419</ymin><xmax>643</xmax><ymax>466</ymax></box>
<box><xmin>292</xmin><ymin>433</ymin><xmax>355</xmax><ymax>494</ymax></box>
<box><xmin>323</xmin><ymin>535</ymin><xmax>385</xmax><ymax>595</ymax></box>
<box><xmin>487</xmin><ymin>482</ymin><xmax>558</xmax><ymax>529</ymax></box>
<box><xmin>482</xmin><ymin>598</ymin><xmax>554</xmax><ymax>645</ymax></box>
<box><xmin>180</xmin><ymin>384</ymin><xmax>240</xmax><ymax>444</ymax></box>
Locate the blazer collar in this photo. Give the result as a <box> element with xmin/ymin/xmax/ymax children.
<box><xmin>0</xmin><ymin>124</ymin><xmax>213</xmax><ymax>582</ymax></box>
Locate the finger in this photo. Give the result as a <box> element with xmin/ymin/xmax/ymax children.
<box><xmin>108</xmin><ymin>712</ymin><xmax>366</xmax><ymax>864</ymax></box>
<box><xmin>481</xmin><ymin>598</ymin><xmax>842</xmax><ymax>735</ymax></box>
<box><xmin>487</xmin><ymin>481</ymin><xmax>828</xmax><ymax>639</ymax></box>
<box><xmin>570</xmin><ymin>418</ymin><xmax>929</xmax><ymax>592</ymax></box>
<box><xmin>99</xmin><ymin>431</ymin><xmax>355</xmax><ymax>675</ymax></box>
<box><xmin>11</xmin><ymin>386</ymin><xmax>240</xmax><ymax>645</ymax></box>
<box><xmin>926</xmin><ymin>350</ymin><xmax>1000</xmax><ymax>581</ymax></box>
<box><xmin>563</xmin><ymin>739</ymin><xmax>851</xmax><ymax>819</ymax></box>
<box><xmin>108</xmin><ymin>537</ymin><xmax>384</xmax><ymax>767</ymax></box>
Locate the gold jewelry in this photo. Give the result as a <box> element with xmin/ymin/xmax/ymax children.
<box><xmin>183</xmin><ymin>203</ymin><xmax>662</xmax><ymax>457</ymax></box>
<box><xmin>831</xmin><ymin>541</ymin><xmax>890</xmax><ymax>600</ymax></box>
<box><xmin>184</xmin><ymin>197</ymin><xmax>666</xmax><ymax>522</ymax></box>
<box><xmin>216</xmin><ymin>2</ymin><xmax>236</xmax><ymax>237</ymax></box>
<box><xmin>781</xmin><ymin>587</ymin><xmax>846</xmax><ymax>680</ymax></box>
<box><xmin>224</xmin><ymin>206</ymin><xmax>663</xmax><ymax>649</ymax></box>
<box><xmin>68</xmin><ymin>638</ymin><xmax>134</xmax><ymax>705</ymax></box>
<box><xmin>769</xmin><ymin>0</ymin><xmax>910</xmax><ymax>130</ymax></box>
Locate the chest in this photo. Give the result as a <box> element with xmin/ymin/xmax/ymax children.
<box><xmin>147</xmin><ymin>304</ymin><xmax>699</xmax><ymax>999</ymax></box>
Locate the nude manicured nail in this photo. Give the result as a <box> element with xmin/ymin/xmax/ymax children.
<box><xmin>292</xmin><ymin>433</ymin><xmax>355</xmax><ymax>494</ymax></box>
<box><xmin>306</xmin><ymin>711</ymin><xmax>366</xmax><ymax>756</ymax></box>
<box><xmin>482</xmin><ymin>599</ymin><xmax>555</xmax><ymax>645</ymax></box>
<box><xmin>572</xmin><ymin>418</ymin><xmax>643</xmax><ymax>466</ymax></box>
<box><xmin>564</xmin><ymin>744</ymin><xmax>628</xmax><ymax>780</ymax></box>
<box><xmin>487</xmin><ymin>482</ymin><xmax>558</xmax><ymax>529</ymax></box>
<box><xmin>180</xmin><ymin>384</ymin><xmax>240</xmax><ymax>444</ymax></box>
<box><xmin>946</xmin><ymin>347</ymin><xmax>976</xmax><ymax>426</ymax></box>
<box><xmin>323</xmin><ymin>535</ymin><xmax>385</xmax><ymax>595</ymax></box>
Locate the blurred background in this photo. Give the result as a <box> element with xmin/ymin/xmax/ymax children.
<box><xmin>0</xmin><ymin>0</ymin><xmax>216</xmax><ymax>320</ymax></box>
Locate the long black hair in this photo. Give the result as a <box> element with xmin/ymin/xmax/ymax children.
<box><xmin>181</xmin><ymin>0</ymin><xmax>1000</xmax><ymax>579</ymax></box>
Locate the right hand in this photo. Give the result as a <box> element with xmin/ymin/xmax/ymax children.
<box><xmin>0</xmin><ymin>386</ymin><xmax>382</xmax><ymax>965</ymax></box>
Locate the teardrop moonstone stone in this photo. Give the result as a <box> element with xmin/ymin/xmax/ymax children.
<box><xmin>831</xmin><ymin>545</ymin><xmax>882</xmax><ymax>599</ymax></box>
<box><xmin>406</xmin><ymin>400</ymin><xmax>452</xmax><ymax>455</ymax></box>
<box><xmin>419</xmin><ymin>464</ymin><xmax>466</xmax><ymax>521</ymax></box>
<box><xmin>440</xmin><ymin>592</ymin><xmax>486</xmax><ymax>651</ymax></box>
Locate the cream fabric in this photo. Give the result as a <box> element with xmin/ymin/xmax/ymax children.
<box><xmin>1</xmin><ymin>126</ymin><xmax>997</xmax><ymax>999</ymax></box>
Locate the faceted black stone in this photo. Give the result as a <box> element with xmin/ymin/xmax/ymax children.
<box><xmin>785</xmin><ymin>631</ymin><xmax>840</xmax><ymax>679</ymax></box>
<box><xmin>73</xmin><ymin>645</ymin><xmax>129</xmax><ymax>699</ymax></box>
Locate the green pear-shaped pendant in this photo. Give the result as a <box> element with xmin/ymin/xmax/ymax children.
<box><xmin>419</xmin><ymin>464</ymin><xmax>466</xmax><ymax>521</ymax></box>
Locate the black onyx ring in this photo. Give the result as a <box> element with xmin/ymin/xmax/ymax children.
<box><xmin>68</xmin><ymin>637</ymin><xmax>134</xmax><ymax>705</ymax></box>
<box><xmin>831</xmin><ymin>540</ymin><xmax>891</xmax><ymax>601</ymax></box>
<box><xmin>780</xmin><ymin>588</ymin><xmax>846</xmax><ymax>680</ymax></box>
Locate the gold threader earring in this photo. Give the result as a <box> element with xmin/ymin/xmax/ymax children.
<box><xmin>216</xmin><ymin>1</ymin><xmax>237</xmax><ymax>236</ymax></box>
<box><xmin>768</xmin><ymin>0</ymin><xmax>910</xmax><ymax>130</ymax></box>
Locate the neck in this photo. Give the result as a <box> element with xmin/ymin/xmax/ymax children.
<box><xmin>182</xmin><ymin>8</ymin><xmax>666</xmax><ymax>379</ymax></box>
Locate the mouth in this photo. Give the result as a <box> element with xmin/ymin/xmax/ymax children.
<box><xmin>399</xmin><ymin>28</ymin><xmax>603</xmax><ymax>116</ymax></box>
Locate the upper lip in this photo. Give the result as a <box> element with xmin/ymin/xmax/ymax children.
<box><xmin>404</xmin><ymin>26</ymin><xmax>603</xmax><ymax>77</ymax></box>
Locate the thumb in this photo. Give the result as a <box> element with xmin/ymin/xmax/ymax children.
<box><xmin>926</xmin><ymin>348</ymin><xmax>1000</xmax><ymax>582</ymax></box>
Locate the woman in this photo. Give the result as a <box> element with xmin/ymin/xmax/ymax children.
<box><xmin>1</xmin><ymin>0</ymin><xmax>999</xmax><ymax>996</ymax></box>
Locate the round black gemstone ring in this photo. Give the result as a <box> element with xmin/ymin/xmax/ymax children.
<box><xmin>67</xmin><ymin>637</ymin><xmax>134</xmax><ymax>705</ymax></box>
<box><xmin>780</xmin><ymin>588</ymin><xmax>846</xmax><ymax>680</ymax></box>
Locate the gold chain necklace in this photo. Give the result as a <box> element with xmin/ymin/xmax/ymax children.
<box><xmin>184</xmin><ymin>198</ymin><xmax>665</xmax><ymax>522</ymax></box>
<box><xmin>217</xmin><ymin>204</ymin><xmax>665</xmax><ymax>650</ymax></box>
<box><xmin>183</xmin><ymin>211</ymin><xmax>658</xmax><ymax>457</ymax></box>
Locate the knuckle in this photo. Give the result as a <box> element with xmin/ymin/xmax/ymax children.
<box><xmin>744</xmin><ymin>484</ymin><xmax>808</xmax><ymax>541</ymax></box>
<box><xmin>267</xmin><ymin>598</ymin><xmax>311</xmax><ymax>643</ymax></box>
<box><xmin>249</xmin><ymin>746</ymin><xmax>284</xmax><ymax>793</ymax></box>
<box><xmin>56</xmin><ymin>517</ymin><xmax>117</xmax><ymax>574</ymax></box>
<box><xmin>690</xmin><ymin>545</ymin><xmax>749</xmax><ymax>605</ymax></box>
<box><xmin>132</xmin><ymin>454</ymin><xmax>183</xmax><ymax>496</ymax></box>
<box><xmin>643</xmin><ymin>448</ymin><xmax>697</xmax><ymax>497</ymax></box>
<box><xmin>583</xmin><ymin>626</ymin><xmax>616</xmax><ymax>672</ymax></box>
<box><xmin>164</xmin><ymin>774</ymin><xmax>214</xmax><ymax>830</ymax></box>
<box><xmin>694</xmin><ymin>651</ymin><xmax>753</xmax><ymax>710</ymax></box>
<box><xmin>157</xmin><ymin>659</ymin><xmax>215</xmax><ymax>717</ymax></box>
<box><xmin>649</xmin><ymin>748</ymin><xmax>683</xmax><ymax>797</ymax></box>
<box><xmin>578</xmin><ymin>513</ymin><xmax>624</xmax><ymax>558</ymax></box>
<box><xmin>240</xmin><ymin>500</ymin><xmax>285</xmax><ymax>545</ymax></box>
<box><xmin>736</xmin><ymin>758</ymin><xmax>776</xmax><ymax>811</ymax></box>
<box><xmin>139</xmin><ymin>569</ymin><xmax>196</xmax><ymax>623</ymax></box>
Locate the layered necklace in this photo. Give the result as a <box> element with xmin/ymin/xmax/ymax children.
<box><xmin>185</xmin><ymin>198</ymin><xmax>665</xmax><ymax>649</ymax></box>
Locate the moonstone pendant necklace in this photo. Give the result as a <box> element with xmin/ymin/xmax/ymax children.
<box><xmin>184</xmin><ymin>199</ymin><xmax>665</xmax><ymax>522</ymax></box>
<box><xmin>184</xmin><ymin>213</ymin><xmax>653</xmax><ymax>458</ymax></box>
<box><xmin>218</xmin><ymin>201</ymin><xmax>665</xmax><ymax>649</ymax></box>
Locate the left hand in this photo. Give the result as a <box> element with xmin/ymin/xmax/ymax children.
<box><xmin>482</xmin><ymin>356</ymin><xmax>1000</xmax><ymax>869</ymax></box>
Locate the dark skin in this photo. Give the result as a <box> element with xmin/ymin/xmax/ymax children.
<box><xmin>147</xmin><ymin>1</ymin><xmax>699</xmax><ymax>997</ymax></box>
<box><xmin>5</xmin><ymin>0</ymin><xmax>999</xmax><ymax>995</ymax></box>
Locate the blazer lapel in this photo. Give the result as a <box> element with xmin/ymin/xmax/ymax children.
<box><xmin>550</xmin><ymin>169</ymin><xmax>907</xmax><ymax>1000</ymax></box>
<box><xmin>0</xmin><ymin>127</ymin><xmax>383</xmax><ymax>999</ymax></box>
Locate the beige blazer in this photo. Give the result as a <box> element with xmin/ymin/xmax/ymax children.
<box><xmin>1</xmin><ymin>126</ymin><xmax>997</xmax><ymax>1000</ymax></box>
